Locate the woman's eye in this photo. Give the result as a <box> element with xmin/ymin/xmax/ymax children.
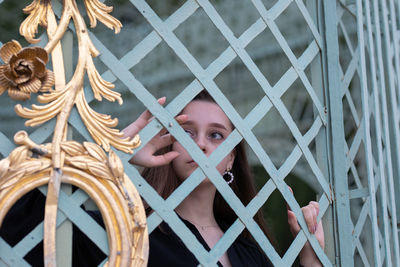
<box><xmin>210</xmin><ymin>132</ymin><xmax>223</xmax><ymax>140</ymax></box>
<box><xmin>184</xmin><ymin>129</ymin><xmax>194</xmax><ymax>137</ymax></box>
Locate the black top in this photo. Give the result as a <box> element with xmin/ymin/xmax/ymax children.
<box><xmin>149</xmin><ymin>218</ymin><xmax>272</xmax><ymax>267</ymax></box>
<box><xmin>0</xmin><ymin>190</ymin><xmax>271</xmax><ymax>266</ymax></box>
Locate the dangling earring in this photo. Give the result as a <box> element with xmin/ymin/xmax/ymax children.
<box><xmin>223</xmin><ymin>168</ymin><xmax>234</xmax><ymax>184</ymax></box>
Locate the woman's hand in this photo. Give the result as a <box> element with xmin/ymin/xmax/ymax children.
<box><xmin>287</xmin><ymin>192</ymin><xmax>324</xmax><ymax>267</ymax></box>
<box><xmin>123</xmin><ymin>97</ymin><xmax>188</xmax><ymax>168</ymax></box>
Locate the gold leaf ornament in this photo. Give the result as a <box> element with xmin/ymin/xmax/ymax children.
<box><xmin>76</xmin><ymin>90</ymin><xmax>140</xmax><ymax>153</ymax></box>
<box><xmin>0</xmin><ymin>158</ymin><xmax>10</xmax><ymax>180</ymax></box>
<box><xmin>61</xmin><ymin>141</ymin><xmax>86</xmax><ymax>156</ymax></box>
<box><xmin>15</xmin><ymin>85</ymin><xmax>69</xmax><ymax>127</ymax></box>
<box><xmin>8</xmin><ymin>146</ymin><xmax>30</xmax><ymax>166</ymax></box>
<box><xmin>83</xmin><ymin>0</ymin><xmax>122</xmax><ymax>33</ymax></box>
<box><xmin>83</xmin><ymin>141</ymin><xmax>108</xmax><ymax>162</ymax></box>
<box><xmin>7</xmin><ymin>159</ymin><xmax>51</xmax><ymax>179</ymax></box>
<box><xmin>0</xmin><ymin>40</ymin><xmax>55</xmax><ymax>101</ymax></box>
<box><xmin>20</xmin><ymin>0</ymin><xmax>51</xmax><ymax>44</ymax></box>
<box><xmin>108</xmin><ymin>150</ymin><xmax>124</xmax><ymax>181</ymax></box>
<box><xmin>87</xmin><ymin>161</ymin><xmax>113</xmax><ymax>180</ymax></box>
<box><xmin>65</xmin><ymin>155</ymin><xmax>93</xmax><ymax>170</ymax></box>
<box><xmin>87</xmin><ymin>59</ymin><xmax>122</xmax><ymax>104</ymax></box>
<box><xmin>0</xmin><ymin>156</ymin><xmax>52</xmax><ymax>190</ymax></box>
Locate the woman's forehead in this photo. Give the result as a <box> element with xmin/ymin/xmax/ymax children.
<box><xmin>182</xmin><ymin>100</ymin><xmax>232</xmax><ymax>128</ymax></box>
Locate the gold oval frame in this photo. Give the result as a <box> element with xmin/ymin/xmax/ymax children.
<box><xmin>0</xmin><ymin>167</ymin><xmax>148</xmax><ymax>266</ymax></box>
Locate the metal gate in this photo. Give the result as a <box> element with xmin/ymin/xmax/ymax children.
<box><xmin>0</xmin><ymin>0</ymin><xmax>399</xmax><ymax>266</ymax></box>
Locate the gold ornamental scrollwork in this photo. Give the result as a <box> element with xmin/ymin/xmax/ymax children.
<box><xmin>0</xmin><ymin>0</ymin><xmax>148</xmax><ymax>266</ymax></box>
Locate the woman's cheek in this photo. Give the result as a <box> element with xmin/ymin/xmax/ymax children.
<box><xmin>173</xmin><ymin>142</ymin><xmax>187</xmax><ymax>160</ymax></box>
<box><xmin>216</xmin><ymin>160</ymin><xmax>227</xmax><ymax>175</ymax></box>
<box><xmin>171</xmin><ymin>142</ymin><xmax>191</xmax><ymax>180</ymax></box>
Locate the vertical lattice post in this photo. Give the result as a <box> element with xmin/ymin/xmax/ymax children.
<box><xmin>379</xmin><ymin>0</ymin><xmax>400</xmax><ymax>264</ymax></box>
<box><xmin>323</xmin><ymin>1</ymin><xmax>354</xmax><ymax>266</ymax></box>
<box><xmin>383</xmin><ymin>0</ymin><xmax>400</xmax><ymax>229</ymax></box>
<box><xmin>307</xmin><ymin>0</ymin><xmax>337</xmax><ymax>263</ymax></box>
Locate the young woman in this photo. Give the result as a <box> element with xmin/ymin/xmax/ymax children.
<box><xmin>0</xmin><ymin>90</ymin><xmax>323</xmax><ymax>266</ymax></box>
<box><xmin>123</xmin><ymin>90</ymin><xmax>325</xmax><ymax>267</ymax></box>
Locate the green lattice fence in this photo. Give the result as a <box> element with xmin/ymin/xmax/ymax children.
<box><xmin>0</xmin><ymin>0</ymin><xmax>400</xmax><ymax>266</ymax></box>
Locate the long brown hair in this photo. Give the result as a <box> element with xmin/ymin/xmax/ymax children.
<box><xmin>142</xmin><ymin>90</ymin><xmax>274</xmax><ymax>244</ymax></box>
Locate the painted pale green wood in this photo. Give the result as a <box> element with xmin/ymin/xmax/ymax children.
<box><xmin>38</xmin><ymin>186</ymin><xmax>109</xmax><ymax>254</ymax></box>
<box><xmin>0</xmin><ymin>239</ymin><xmax>29</xmax><ymax>266</ymax></box>
<box><xmin>385</xmin><ymin>1</ymin><xmax>400</xmax><ymax>227</ymax></box>
<box><xmin>307</xmin><ymin>0</ymin><xmax>337</xmax><ymax>263</ymax></box>
<box><xmin>2</xmin><ymin>0</ymin><xmax>400</xmax><ymax>266</ymax></box>
<box><xmin>12</xmin><ymin>189</ymin><xmax>91</xmax><ymax>256</ymax></box>
<box><xmin>92</xmin><ymin>33</ymin><xmax>274</xmax><ymax>266</ymax></box>
<box><xmin>379</xmin><ymin>0</ymin><xmax>400</xmax><ymax>265</ymax></box>
<box><xmin>363</xmin><ymin>0</ymin><xmax>393</xmax><ymax>265</ymax></box>
<box><xmin>356</xmin><ymin>0</ymin><xmax>382</xmax><ymax>265</ymax></box>
<box><xmin>125</xmin><ymin>1</ymin><xmax>329</xmax><ymax>265</ymax></box>
<box><xmin>135</xmin><ymin>2</ymin><xmax>322</xmax><ymax>266</ymax></box>
<box><xmin>385</xmin><ymin>0</ymin><xmax>400</xmax><ymax>243</ymax></box>
<box><xmin>56</xmin><ymin>185</ymin><xmax>73</xmax><ymax>267</ymax></box>
<box><xmin>0</xmin><ymin>0</ymin><xmax>330</xmax><ymax>265</ymax></box>
<box><xmin>385</xmin><ymin>0</ymin><xmax>400</xmax><ymax>264</ymax></box>
<box><xmin>322</xmin><ymin>1</ymin><xmax>354</xmax><ymax>266</ymax></box>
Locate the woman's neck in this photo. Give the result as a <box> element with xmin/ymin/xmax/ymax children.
<box><xmin>175</xmin><ymin>181</ymin><xmax>218</xmax><ymax>226</ymax></box>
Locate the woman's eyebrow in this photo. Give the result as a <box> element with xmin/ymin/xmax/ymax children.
<box><xmin>209</xmin><ymin>122</ymin><xmax>229</xmax><ymax>131</ymax></box>
<box><xmin>181</xmin><ymin>121</ymin><xmax>229</xmax><ymax>131</ymax></box>
<box><xmin>181</xmin><ymin>120</ymin><xmax>195</xmax><ymax>126</ymax></box>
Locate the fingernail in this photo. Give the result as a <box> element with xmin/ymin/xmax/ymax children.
<box><xmin>313</xmin><ymin>225</ymin><xmax>317</xmax><ymax>233</ymax></box>
<box><xmin>287</xmin><ymin>186</ymin><xmax>293</xmax><ymax>194</ymax></box>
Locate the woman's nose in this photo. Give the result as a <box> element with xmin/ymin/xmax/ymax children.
<box><xmin>195</xmin><ymin>136</ymin><xmax>207</xmax><ymax>153</ymax></box>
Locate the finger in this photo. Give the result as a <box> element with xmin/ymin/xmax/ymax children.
<box><xmin>135</xmin><ymin>97</ymin><xmax>167</xmax><ymax>129</ymax></box>
<box><xmin>150</xmin><ymin>151</ymin><xmax>180</xmax><ymax>167</ymax></box>
<box><xmin>309</xmin><ymin>201</ymin><xmax>319</xmax><ymax>233</ymax></box>
<box><xmin>129</xmin><ymin>149</ymin><xmax>179</xmax><ymax>168</ymax></box>
<box><xmin>152</xmin><ymin>133</ymin><xmax>175</xmax><ymax>150</ymax></box>
<box><xmin>158</xmin><ymin>114</ymin><xmax>189</xmax><ymax>139</ymax></box>
<box><xmin>288</xmin><ymin>186</ymin><xmax>293</xmax><ymax>194</ymax></box>
<box><xmin>315</xmin><ymin>220</ymin><xmax>325</xmax><ymax>249</ymax></box>
<box><xmin>160</xmin><ymin>115</ymin><xmax>188</xmax><ymax>135</ymax></box>
<box><xmin>175</xmin><ymin>114</ymin><xmax>188</xmax><ymax>124</ymax></box>
<box><xmin>123</xmin><ymin>112</ymin><xmax>150</xmax><ymax>138</ymax></box>
<box><xmin>158</xmin><ymin>96</ymin><xmax>167</xmax><ymax>105</ymax></box>
<box><xmin>302</xmin><ymin>205</ymin><xmax>317</xmax><ymax>234</ymax></box>
<box><xmin>309</xmin><ymin>201</ymin><xmax>319</xmax><ymax>216</ymax></box>
<box><xmin>285</xmin><ymin>185</ymin><xmax>294</xmax><ymax>211</ymax></box>
<box><xmin>287</xmin><ymin>210</ymin><xmax>300</xmax><ymax>236</ymax></box>
<box><xmin>123</xmin><ymin>97</ymin><xmax>166</xmax><ymax>138</ymax></box>
<box><xmin>159</xmin><ymin>127</ymin><xmax>169</xmax><ymax>136</ymax></box>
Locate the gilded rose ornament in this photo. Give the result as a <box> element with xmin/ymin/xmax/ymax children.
<box><xmin>0</xmin><ymin>0</ymin><xmax>148</xmax><ymax>266</ymax></box>
<box><xmin>0</xmin><ymin>40</ymin><xmax>54</xmax><ymax>101</ymax></box>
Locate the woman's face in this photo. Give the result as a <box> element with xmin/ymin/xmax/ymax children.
<box><xmin>172</xmin><ymin>100</ymin><xmax>235</xmax><ymax>181</ymax></box>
